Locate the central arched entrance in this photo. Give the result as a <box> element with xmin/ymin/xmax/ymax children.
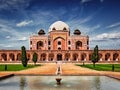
<box><xmin>53</xmin><ymin>37</ymin><xmax>65</xmax><ymax>50</ymax></box>
<box><xmin>57</xmin><ymin>54</ymin><xmax>62</xmax><ymax>61</ymax></box>
<box><xmin>75</xmin><ymin>41</ymin><xmax>82</xmax><ymax>50</ymax></box>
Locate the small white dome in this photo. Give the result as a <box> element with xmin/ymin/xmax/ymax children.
<box><xmin>49</xmin><ymin>21</ymin><xmax>69</xmax><ymax>32</ymax></box>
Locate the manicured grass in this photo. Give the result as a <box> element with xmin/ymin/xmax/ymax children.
<box><xmin>0</xmin><ymin>64</ymin><xmax>41</xmax><ymax>71</ymax></box>
<box><xmin>76</xmin><ymin>64</ymin><xmax>120</xmax><ymax>72</ymax></box>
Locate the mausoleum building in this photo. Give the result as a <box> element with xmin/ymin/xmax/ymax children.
<box><xmin>0</xmin><ymin>21</ymin><xmax>120</xmax><ymax>62</ymax></box>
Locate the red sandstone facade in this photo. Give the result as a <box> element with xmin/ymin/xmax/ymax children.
<box><xmin>0</xmin><ymin>50</ymin><xmax>119</xmax><ymax>63</ymax></box>
<box><xmin>0</xmin><ymin>21</ymin><xmax>120</xmax><ymax>63</ymax></box>
<box><xmin>30</xmin><ymin>21</ymin><xmax>89</xmax><ymax>51</ymax></box>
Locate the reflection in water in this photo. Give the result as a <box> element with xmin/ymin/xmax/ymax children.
<box><xmin>0</xmin><ymin>76</ymin><xmax>120</xmax><ymax>90</ymax></box>
<box><xmin>19</xmin><ymin>76</ymin><xmax>26</xmax><ymax>90</ymax></box>
<box><xmin>93</xmin><ymin>76</ymin><xmax>101</xmax><ymax>90</ymax></box>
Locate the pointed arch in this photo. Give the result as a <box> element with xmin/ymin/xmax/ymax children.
<box><xmin>1</xmin><ymin>53</ymin><xmax>7</xmax><ymax>61</ymax></box>
<box><xmin>76</xmin><ymin>41</ymin><xmax>82</xmax><ymax>50</ymax></box>
<box><xmin>105</xmin><ymin>53</ymin><xmax>110</xmax><ymax>61</ymax></box>
<box><xmin>48</xmin><ymin>53</ymin><xmax>54</xmax><ymax>61</ymax></box>
<box><xmin>17</xmin><ymin>53</ymin><xmax>21</xmax><ymax>61</ymax></box>
<box><xmin>73</xmin><ymin>53</ymin><xmax>78</xmax><ymax>61</ymax></box>
<box><xmin>57</xmin><ymin>53</ymin><xmax>62</xmax><ymax>61</ymax></box>
<box><xmin>65</xmin><ymin>53</ymin><xmax>70</xmax><ymax>61</ymax></box>
<box><xmin>81</xmin><ymin>53</ymin><xmax>86</xmax><ymax>61</ymax></box>
<box><xmin>9</xmin><ymin>53</ymin><xmax>15</xmax><ymax>61</ymax></box>
<box><xmin>41</xmin><ymin>53</ymin><xmax>46</xmax><ymax>61</ymax></box>
<box><xmin>37</xmin><ymin>41</ymin><xmax>44</xmax><ymax>50</ymax></box>
<box><xmin>113</xmin><ymin>53</ymin><xmax>119</xmax><ymax>61</ymax></box>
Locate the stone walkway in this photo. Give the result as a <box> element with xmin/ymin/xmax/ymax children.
<box><xmin>0</xmin><ymin>63</ymin><xmax>120</xmax><ymax>80</ymax></box>
<box><xmin>62</xmin><ymin>63</ymin><xmax>101</xmax><ymax>75</ymax></box>
<box><xmin>0</xmin><ymin>63</ymin><xmax>57</xmax><ymax>75</ymax></box>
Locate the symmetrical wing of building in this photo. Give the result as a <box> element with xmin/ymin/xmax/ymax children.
<box><xmin>0</xmin><ymin>21</ymin><xmax>120</xmax><ymax>62</ymax></box>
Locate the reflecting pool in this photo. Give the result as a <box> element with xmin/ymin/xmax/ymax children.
<box><xmin>0</xmin><ymin>76</ymin><xmax>120</xmax><ymax>90</ymax></box>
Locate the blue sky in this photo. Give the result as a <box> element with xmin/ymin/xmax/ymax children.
<box><xmin>0</xmin><ymin>0</ymin><xmax>120</xmax><ymax>50</ymax></box>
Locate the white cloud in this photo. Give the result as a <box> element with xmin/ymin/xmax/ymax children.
<box><xmin>79</xmin><ymin>16</ymin><xmax>93</xmax><ymax>24</ymax></box>
<box><xmin>4</xmin><ymin>45</ymin><xmax>13</xmax><ymax>48</ymax></box>
<box><xmin>106</xmin><ymin>22</ymin><xmax>120</xmax><ymax>29</ymax></box>
<box><xmin>79</xmin><ymin>24</ymin><xmax>100</xmax><ymax>35</ymax></box>
<box><xmin>68</xmin><ymin>19</ymin><xmax>100</xmax><ymax>34</ymax></box>
<box><xmin>100</xmin><ymin>0</ymin><xmax>104</xmax><ymax>3</ymax></box>
<box><xmin>16</xmin><ymin>20</ymin><xmax>33</xmax><ymax>27</ymax></box>
<box><xmin>67</xmin><ymin>15</ymin><xmax>94</xmax><ymax>29</ymax></box>
<box><xmin>0</xmin><ymin>43</ymin><xmax>13</xmax><ymax>48</ymax></box>
<box><xmin>6</xmin><ymin>36</ymin><xmax>11</xmax><ymax>39</ymax></box>
<box><xmin>92</xmin><ymin>24</ymin><xmax>101</xmax><ymax>30</ymax></box>
<box><xmin>0</xmin><ymin>22</ymin><xmax>32</xmax><ymax>49</ymax></box>
<box><xmin>81</xmin><ymin>0</ymin><xmax>104</xmax><ymax>4</ymax></box>
<box><xmin>90</xmin><ymin>32</ymin><xmax>120</xmax><ymax>41</ymax></box>
<box><xmin>17</xmin><ymin>37</ymin><xmax>28</xmax><ymax>41</ymax></box>
<box><xmin>0</xmin><ymin>0</ymin><xmax>30</xmax><ymax>10</ymax></box>
<box><xmin>0</xmin><ymin>42</ymin><xmax>27</xmax><ymax>50</ymax></box>
<box><xmin>0</xmin><ymin>44</ymin><xmax>4</xmax><ymax>46</ymax></box>
<box><xmin>81</xmin><ymin>0</ymin><xmax>92</xmax><ymax>3</ymax></box>
<box><xmin>90</xmin><ymin>32</ymin><xmax>120</xmax><ymax>49</ymax></box>
<box><xmin>83</xmin><ymin>24</ymin><xmax>100</xmax><ymax>33</ymax></box>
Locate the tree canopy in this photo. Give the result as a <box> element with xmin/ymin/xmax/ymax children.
<box><xmin>91</xmin><ymin>45</ymin><xmax>99</xmax><ymax>67</ymax></box>
<box><xmin>32</xmin><ymin>52</ymin><xmax>38</xmax><ymax>65</ymax></box>
<box><xmin>21</xmin><ymin>46</ymin><xmax>28</xmax><ymax>67</ymax></box>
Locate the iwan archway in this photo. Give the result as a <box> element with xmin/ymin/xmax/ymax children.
<box><xmin>57</xmin><ymin>54</ymin><xmax>62</xmax><ymax>61</ymax></box>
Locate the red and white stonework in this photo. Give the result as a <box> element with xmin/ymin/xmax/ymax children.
<box><xmin>30</xmin><ymin>21</ymin><xmax>89</xmax><ymax>50</ymax></box>
<box><xmin>0</xmin><ymin>21</ymin><xmax>120</xmax><ymax>62</ymax></box>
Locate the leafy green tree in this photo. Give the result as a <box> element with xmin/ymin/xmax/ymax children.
<box><xmin>32</xmin><ymin>52</ymin><xmax>38</xmax><ymax>65</ymax></box>
<box><xmin>5</xmin><ymin>65</ymin><xmax>7</xmax><ymax>71</ymax></box>
<box><xmin>21</xmin><ymin>46</ymin><xmax>28</xmax><ymax>67</ymax></box>
<box><xmin>91</xmin><ymin>45</ymin><xmax>99</xmax><ymax>67</ymax></box>
<box><xmin>112</xmin><ymin>64</ymin><xmax>114</xmax><ymax>71</ymax></box>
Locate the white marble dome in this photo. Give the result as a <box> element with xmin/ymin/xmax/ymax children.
<box><xmin>49</xmin><ymin>21</ymin><xmax>69</xmax><ymax>32</ymax></box>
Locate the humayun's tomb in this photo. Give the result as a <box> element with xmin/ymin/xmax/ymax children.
<box><xmin>0</xmin><ymin>21</ymin><xmax>120</xmax><ymax>63</ymax></box>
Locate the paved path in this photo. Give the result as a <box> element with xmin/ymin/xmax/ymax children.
<box><xmin>0</xmin><ymin>63</ymin><xmax>120</xmax><ymax>80</ymax></box>
<box><xmin>0</xmin><ymin>63</ymin><xmax>57</xmax><ymax>76</ymax></box>
<box><xmin>62</xmin><ymin>63</ymin><xmax>101</xmax><ymax>75</ymax></box>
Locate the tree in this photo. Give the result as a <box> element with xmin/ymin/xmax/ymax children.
<box><xmin>91</xmin><ymin>45</ymin><xmax>99</xmax><ymax>67</ymax></box>
<box><xmin>5</xmin><ymin>64</ymin><xmax>7</xmax><ymax>71</ymax></box>
<box><xmin>112</xmin><ymin>64</ymin><xmax>114</xmax><ymax>71</ymax></box>
<box><xmin>21</xmin><ymin>46</ymin><xmax>28</xmax><ymax>67</ymax></box>
<box><xmin>32</xmin><ymin>52</ymin><xmax>38</xmax><ymax>65</ymax></box>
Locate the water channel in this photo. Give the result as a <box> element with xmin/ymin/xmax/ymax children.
<box><xmin>0</xmin><ymin>76</ymin><xmax>120</xmax><ymax>90</ymax></box>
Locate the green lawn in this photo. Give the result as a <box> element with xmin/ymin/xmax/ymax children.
<box><xmin>0</xmin><ymin>64</ymin><xmax>41</xmax><ymax>71</ymax></box>
<box><xmin>76</xmin><ymin>64</ymin><xmax>120</xmax><ymax>72</ymax></box>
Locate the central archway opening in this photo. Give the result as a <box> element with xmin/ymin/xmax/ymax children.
<box><xmin>76</xmin><ymin>41</ymin><xmax>82</xmax><ymax>50</ymax></box>
<box><xmin>57</xmin><ymin>54</ymin><xmax>62</xmax><ymax>61</ymax></box>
